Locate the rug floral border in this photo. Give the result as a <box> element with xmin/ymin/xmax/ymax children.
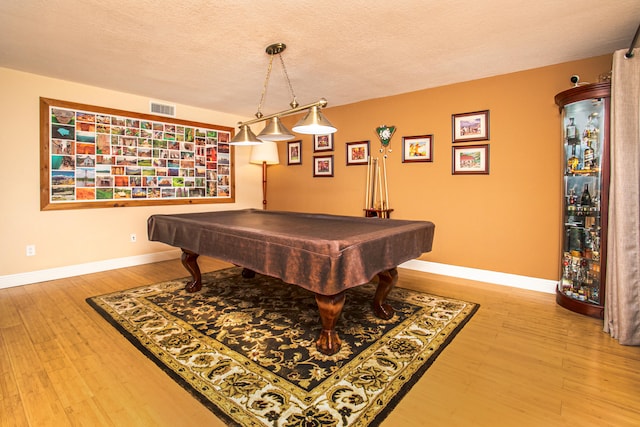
<box><xmin>87</xmin><ymin>268</ymin><xmax>478</xmax><ymax>426</ymax></box>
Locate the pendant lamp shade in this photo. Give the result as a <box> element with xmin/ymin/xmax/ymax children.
<box><xmin>230</xmin><ymin>124</ymin><xmax>262</xmax><ymax>145</ymax></box>
<box><xmin>257</xmin><ymin>117</ymin><xmax>295</xmax><ymax>141</ymax></box>
<box><xmin>292</xmin><ymin>105</ymin><xmax>337</xmax><ymax>135</ymax></box>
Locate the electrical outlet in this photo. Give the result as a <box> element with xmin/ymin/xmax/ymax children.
<box><xmin>26</xmin><ymin>245</ymin><xmax>36</xmax><ymax>256</ymax></box>
<box><xmin>130</xmin><ymin>233</ymin><xmax>137</xmax><ymax>243</ymax></box>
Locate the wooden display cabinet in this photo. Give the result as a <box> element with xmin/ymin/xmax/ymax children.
<box><xmin>555</xmin><ymin>82</ymin><xmax>610</xmax><ymax>319</ymax></box>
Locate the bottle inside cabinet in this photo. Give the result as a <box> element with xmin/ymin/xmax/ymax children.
<box><xmin>555</xmin><ymin>82</ymin><xmax>610</xmax><ymax>318</ymax></box>
<box><xmin>561</xmin><ymin>176</ymin><xmax>602</xmax><ymax>304</ymax></box>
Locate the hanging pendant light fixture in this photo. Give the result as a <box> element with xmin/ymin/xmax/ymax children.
<box><xmin>231</xmin><ymin>124</ymin><xmax>262</xmax><ymax>145</ymax></box>
<box><xmin>230</xmin><ymin>43</ymin><xmax>337</xmax><ymax>145</ymax></box>
<box><xmin>257</xmin><ymin>116</ymin><xmax>295</xmax><ymax>141</ymax></box>
<box><xmin>292</xmin><ymin>105</ymin><xmax>337</xmax><ymax>135</ymax></box>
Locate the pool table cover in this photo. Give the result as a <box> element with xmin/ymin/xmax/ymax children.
<box><xmin>148</xmin><ymin>209</ymin><xmax>435</xmax><ymax>295</ymax></box>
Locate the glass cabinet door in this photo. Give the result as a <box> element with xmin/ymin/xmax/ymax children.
<box><xmin>555</xmin><ymin>82</ymin><xmax>610</xmax><ymax>318</ymax></box>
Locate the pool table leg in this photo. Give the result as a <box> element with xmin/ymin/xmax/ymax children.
<box><xmin>181</xmin><ymin>249</ymin><xmax>203</xmax><ymax>292</ymax></box>
<box><xmin>241</xmin><ymin>268</ymin><xmax>256</xmax><ymax>278</ymax></box>
<box><xmin>315</xmin><ymin>291</ymin><xmax>346</xmax><ymax>355</ymax></box>
<box><xmin>373</xmin><ymin>267</ymin><xmax>398</xmax><ymax>320</ymax></box>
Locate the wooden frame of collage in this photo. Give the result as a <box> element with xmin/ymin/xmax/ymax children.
<box><xmin>40</xmin><ymin>98</ymin><xmax>235</xmax><ymax>210</ymax></box>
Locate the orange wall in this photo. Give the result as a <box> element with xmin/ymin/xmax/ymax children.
<box><xmin>268</xmin><ymin>55</ymin><xmax>612</xmax><ymax>280</ymax></box>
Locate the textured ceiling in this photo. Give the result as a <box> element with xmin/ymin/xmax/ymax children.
<box><xmin>1</xmin><ymin>0</ymin><xmax>638</xmax><ymax>118</ymax></box>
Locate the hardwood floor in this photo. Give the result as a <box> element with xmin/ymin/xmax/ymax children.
<box><xmin>1</xmin><ymin>258</ymin><xmax>639</xmax><ymax>426</ymax></box>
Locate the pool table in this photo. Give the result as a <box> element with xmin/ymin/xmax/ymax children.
<box><xmin>147</xmin><ymin>209</ymin><xmax>435</xmax><ymax>355</ymax></box>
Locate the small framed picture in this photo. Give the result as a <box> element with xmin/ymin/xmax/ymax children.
<box><xmin>287</xmin><ymin>140</ymin><xmax>302</xmax><ymax>165</ymax></box>
<box><xmin>314</xmin><ymin>134</ymin><xmax>334</xmax><ymax>152</ymax></box>
<box><xmin>452</xmin><ymin>110</ymin><xmax>490</xmax><ymax>143</ymax></box>
<box><xmin>346</xmin><ymin>140</ymin><xmax>370</xmax><ymax>165</ymax></box>
<box><xmin>402</xmin><ymin>135</ymin><xmax>433</xmax><ymax>163</ymax></box>
<box><xmin>313</xmin><ymin>155</ymin><xmax>334</xmax><ymax>177</ymax></box>
<box><xmin>452</xmin><ymin>144</ymin><xmax>490</xmax><ymax>175</ymax></box>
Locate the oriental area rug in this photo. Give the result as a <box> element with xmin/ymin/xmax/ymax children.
<box><xmin>87</xmin><ymin>267</ymin><xmax>478</xmax><ymax>427</ymax></box>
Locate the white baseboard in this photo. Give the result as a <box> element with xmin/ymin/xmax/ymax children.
<box><xmin>0</xmin><ymin>253</ymin><xmax>557</xmax><ymax>294</ymax></box>
<box><xmin>399</xmin><ymin>259</ymin><xmax>557</xmax><ymax>294</ymax></box>
<box><xmin>0</xmin><ymin>250</ymin><xmax>181</xmax><ymax>289</ymax></box>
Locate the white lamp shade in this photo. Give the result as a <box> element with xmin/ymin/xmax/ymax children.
<box><xmin>250</xmin><ymin>140</ymin><xmax>280</xmax><ymax>165</ymax></box>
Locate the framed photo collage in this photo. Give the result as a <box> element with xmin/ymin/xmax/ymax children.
<box><xmin>41</xmin><ymin>98</ymin><xmax>235</xmax><ymax>210</ymax></box>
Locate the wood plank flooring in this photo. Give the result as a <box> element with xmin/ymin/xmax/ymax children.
<box><xmin>1</xmin><ymin>258</ymin><xmax>638</xmax><ymax>426</ymax></box>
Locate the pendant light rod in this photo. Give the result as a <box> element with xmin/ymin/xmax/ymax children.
<box><xmin>237</xmin><ymin>98</ymin><xmax>328</xmax><ymax>128</ymax></box>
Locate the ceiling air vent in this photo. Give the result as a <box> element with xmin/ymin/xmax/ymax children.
<box><xmin>150</xmin><ymin>101</ymin><xmax>176</xmax><ymax>117</ymax></box>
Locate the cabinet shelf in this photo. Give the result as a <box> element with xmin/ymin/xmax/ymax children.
<box><xmin>566</xmin><ymin>168</ymin><xmax>600</xmax><ymax>176</ymax></box>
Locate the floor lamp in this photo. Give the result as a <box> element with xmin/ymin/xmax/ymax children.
<box><xmin>249</xmin><ymin>141</ymin><xmax>280</xmax><ymax>210</ymax></box>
